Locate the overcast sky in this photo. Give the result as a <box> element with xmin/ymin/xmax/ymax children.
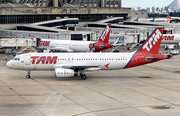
<box><xmin>122</xmin><ymin>0</ymin><xmax>175</xmax><ymax>8</ymax></box>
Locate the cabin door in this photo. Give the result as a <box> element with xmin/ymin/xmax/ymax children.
<box><xmin>25</xmin><ymin>55</ymin><xmax>31</xmax><ymax>65</ymax></box>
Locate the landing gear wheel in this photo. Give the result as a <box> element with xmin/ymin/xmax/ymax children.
<box><xmin>26</xmin><ymin>75</ymin><xmax>31</xmax><ymax>79</ymax></box>
<box><xmin>80</xmin><ymin>74</ymin><xmax>87</xmax><ymax>80</ymax></box>
<box><xmin>26</xmin><ymin>71</ymin><xmax>31</xmax><ymax>79</ymax></box>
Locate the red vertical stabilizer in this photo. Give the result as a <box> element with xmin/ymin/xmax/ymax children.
<box><xmin>136</xmin><ymin>28</ymin><xmax>164</xmax><ymax>54</ymax></box>
<box><xmin>125</xmin><ymin>28</ymin><xmax>167</xmax><ymax>69</ymax></box>
<box><xmin>97</xmin><ymin>24</ymin><xmax>111</xmax><ymax>43</ymax></box>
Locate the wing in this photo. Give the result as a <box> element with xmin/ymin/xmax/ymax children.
<box><xmin>33</xmin><ymin>46</ymin><xmax>74</xmax><ymax>52</ymax></box>
<box><xmin>50</xmin><ymin>47</ymin><xmax>74</xmax><ymax>52</ymax></box>
<box><xmin>53</xmin><ymin>64</ymin><xmax>101</xmax><ymax>71</ymax></box>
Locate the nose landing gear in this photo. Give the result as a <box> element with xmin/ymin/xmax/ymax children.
<box><xmin>26</xmin><ymin>71</ymin><xmax>31</xmax><ymax>79</ymax></box>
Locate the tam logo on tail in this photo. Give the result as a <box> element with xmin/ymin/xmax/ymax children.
<box><xmin>98</xmin><ymin>24</ymin><xmax>111</xmax><ymax>43</ymax></box>
<box><xmin>143</xmin><ymin>29</ymin><xmax>162</xmax><ymax>52</ymax></box>
<box><xmin>89</xmin><ymin>24</ymin><xmax>112</xmax><ymax>52</ymax></box>
<box><xmin>100</xmin><ymin>25</ymin><xmax>110</xmax><ymax>41</ymax></box>
<box><xmin>137</xmin><ymin>28</ymin><xmax>164</xmax><ymax>54</ymax></box>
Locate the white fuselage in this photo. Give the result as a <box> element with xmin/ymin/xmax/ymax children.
<box><xmin>161</xmin><ymin>34</ymin><xmax>180</xmax><ymax>45</ymax></box>
<box><xmin>39</xmin><ymin>39</ymin><xmax>94</xmax><ymax>52</ymax></box>
<box><xmin>138</xmin><ymin>18</ymin><xmax>167</xmax><ymax>22</ymax></box>
<box><xmin>7</xmin><ymin>52</ymin><xmax>134</xmax><ymax>71</ymax></box>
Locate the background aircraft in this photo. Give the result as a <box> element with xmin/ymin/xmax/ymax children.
<box><xmin>162</xmin><ymin>34</ymin><xmax>180</xmax><ymax>46</ymax></box>
<box><xmin>138</xmin><ymin>13</ymin><xmax>179</xmax><ymax>23</ymax></box>
<box><xmin>6</xmin><ymin>28</ymin><xmax>167</xmax><ymax>80</ymax></box>
<box><xmin>37</xmin><ymin>24</ymin><xmax>113</xmax><ymax>52</ymax></box>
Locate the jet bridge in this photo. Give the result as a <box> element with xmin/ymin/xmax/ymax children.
<box><xmin>0</xmin><ymin>38</ymin><xmax>38</xmax><ymax>49</ymax></box>
<box><xmin>0</xmin><ymin>38</ymin><xmax>39</xmax><ymax>55</ymax></box>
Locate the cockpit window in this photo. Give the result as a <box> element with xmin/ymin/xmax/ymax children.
<box><xmin>14</xmin><ymin>57</ymin><xmax>20</xmax><ymax>61</ymax></box>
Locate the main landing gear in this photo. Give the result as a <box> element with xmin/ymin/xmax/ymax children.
<box><xmin>26</xmin><ymin>71</ymin><xmax>31</xmax><ymax>79</ymax></box>
<box><xmin>74</xmin><ymin>70</ymin><xmax>87</xmax><ymax>80</ymax></box>
<box><xmin>74</xmin><ymin>71</ymin><xmax>78</xmax><ymax>76</ymax></box>
<box><xmin>80</xmin><ymin>71</ymin><xmax>87</xmax><ymax>80</ymax></box>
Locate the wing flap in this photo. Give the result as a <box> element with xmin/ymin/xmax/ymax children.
<box><xmin>50</xmin><ymin>47</ymin><xmax>74</xmax><ymax>52</ymax></box>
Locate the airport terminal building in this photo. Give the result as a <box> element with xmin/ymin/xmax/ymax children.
<box><xmin>0</xmin><ymin>0</ymin><xmax>130</xmax><ymax>24</ymax></box>
<box><xmin>1</xmin><ymin>0</ymin><xmax>178</xmax><ymax>46</ymax></box>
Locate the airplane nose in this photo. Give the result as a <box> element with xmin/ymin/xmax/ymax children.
<box><xmin>6</xmin><ymin>61</ymin><xmax>9</xmax><ymax>67</ymax></box>
<box><xmin>6</xmin><ymin>61</ymin><xmax>11</xmax><ymax>68</ymax></box>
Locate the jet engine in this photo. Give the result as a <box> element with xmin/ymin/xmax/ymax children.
<box><xmin>55</xmin><ymin>68</ymin><xmax>74</xmax><ymax>77</ymax></box>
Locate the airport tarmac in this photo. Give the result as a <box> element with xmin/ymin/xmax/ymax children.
<box><xmin>1</xmin><ymin>49</ymin><xmax>180</xmax><ymax>116</ymax></box>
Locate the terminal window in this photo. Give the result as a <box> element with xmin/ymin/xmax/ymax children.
<box><xmin>71</xmin><ymin>34</ymin><xmax>83</xmax><ymax>40</ymax></box>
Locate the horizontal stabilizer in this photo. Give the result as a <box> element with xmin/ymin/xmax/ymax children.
<box><xmin>145</xmin><ymin>56</ymin><xmax>167</xmax><ymax>61</ymax></box>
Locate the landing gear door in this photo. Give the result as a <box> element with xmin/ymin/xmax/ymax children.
<box><xmin>25</xmin><ymin>55</ymin><xmax>31</xmax><ymax>65</ymax></box>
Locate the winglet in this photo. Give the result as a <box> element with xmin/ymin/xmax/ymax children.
<box><xmin>136</xmin><ymin>28</ymin><xmax>164</xmax><ymax>54</ymax></box>
<box><xmin>97</xmin><ymin>24</ymin><xmax>111</xmax><ymax>43</ymax></box>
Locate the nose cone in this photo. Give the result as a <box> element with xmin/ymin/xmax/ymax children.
<box><xmin>6</xmin><ymin>61</ymin><xmax>10</xmax><ymax>68</ymax></box>
<box><xmin>6</xmin><ymin>60</ymin><xmax>12</xmax><ymax>68</ymax></box>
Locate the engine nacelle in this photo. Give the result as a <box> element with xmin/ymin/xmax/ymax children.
<box><xmin>55</xmin><ymin>68</ymin><xmax>74</xmax><ymax>77</ymax></box>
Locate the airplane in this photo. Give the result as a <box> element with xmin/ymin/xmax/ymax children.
<box><xmin>138</xmin><ymin>13</ymin><xmax>179</xmax><ymax>23</ymax></box>
<box><xmin>162</xmin><ymin>34</ymin><xmax>180</xmax><ymax>46</ymax></box>
<box><xmin>6</xmin><ymin>28</ymin><xmax>167</xmax><ymax>80</ymax></box>
<box><xmin>165</xmin><ymin>12</ymin><xmax>172</xmax><ymax>23</ymax></box>
<box><xmin>37</xmin><ymin>24</ymin><xmax>113</xmax><ymax>52</ymax></box>
<box><xmin>164</xmin><ymin>12</ymin><xmax>180</xmax><ymax>23</ymax></box>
